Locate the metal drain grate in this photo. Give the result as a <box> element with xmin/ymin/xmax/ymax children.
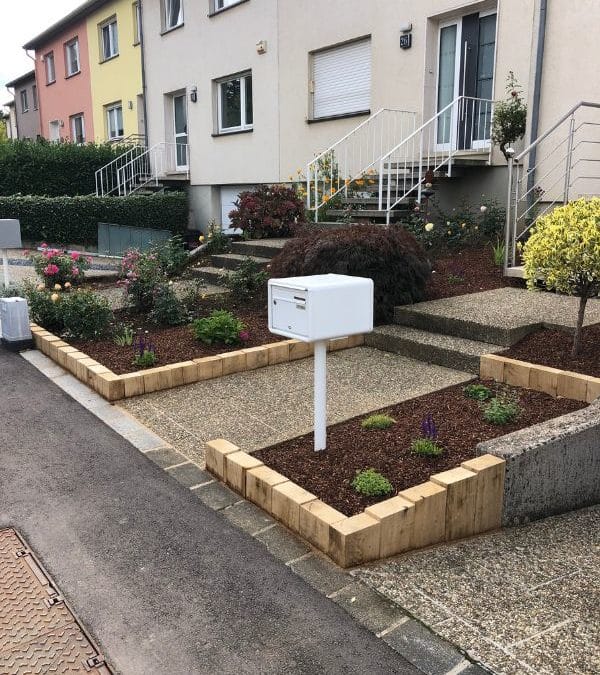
<box><xmin>0</xmin><ymin>528</ymin><xmax>112</xmax><ymax>674</ymax></box>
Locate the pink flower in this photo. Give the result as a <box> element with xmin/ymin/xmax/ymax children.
<box><xmin>72</xmin><ymin>267</ymin><xmax>80</xmax><ymax>276</ymax></box>
<box><xmin>43</xmin><ymin>264</ymin><xmax>59</xmax><ymax>276</ymax></box>
<box><xmin>70</xmin><ymin>251</ymin><xmax>81</xmax><ymax>261</ymax></box>
<box><xmin>86</xmin><ymin>256</ymin><xmax>93</xmax><ymax>264</ymax></box>
<box><xmin>239</xmin><ymin>330</ymin><xmax>250</xmax><ymax>342</ymax></box>
<box><xmin>40</xmin><ymin>242</ymin><xmax>48</xmax><ymax>248</ymax></box>
<box><xmin>22</xmin><ymin>249</ymin><xmax>30</xmax><ymax>257</ymax></box>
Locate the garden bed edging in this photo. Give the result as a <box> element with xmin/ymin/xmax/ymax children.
<box><xmin>29</xmin><ymin>323</ymin><xmax>364</xmax><ymax>401</ymax></box>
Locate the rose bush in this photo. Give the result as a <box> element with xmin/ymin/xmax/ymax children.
<box><xmin>27</xmin><ymin>244</ymin><xmax>92</xmax><ymax>287</ymax></box>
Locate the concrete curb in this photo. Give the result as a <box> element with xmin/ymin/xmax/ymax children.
<box><xmin>205</xmin><ymin>439</ymin><xmax>506</xmax><ymax>568</ymax></box>
<box><xmin>21</xmin><ymin>348</ymin><xmax>484</xmax><ymax>675</ymax></box>
<box><xmin>29</xmin><ymin>322</ymin><xmax>364</xmax><ymax>401</ymax></box>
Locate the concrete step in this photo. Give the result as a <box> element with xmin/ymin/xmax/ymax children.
<box><xmin>326</xmin><ymin>209</ymin><xmax>406</xmax><ymax>219</ymax></box>
<box><xmin>365</xmin><ymin>324</ymin><xmax>503</xmax><ymax>374</ymax></box>
<box><xmin>230</xmin><ymin>239</ymin><xmax>289</xmax><ymax>259</ymax></box>
<box><xmin>210</xmin><ymin>253</ymin><xmax>270</xmax><ymax>270</ymax></box>
<box><xmin>190</xmin><ymin>266</ymin><xmax>232</xmax><ymax>285</ymax></box>
<box><xmin>339</xmin><ymin>197</ymin><xmax>411</xmax><ymax>207</ymax></box>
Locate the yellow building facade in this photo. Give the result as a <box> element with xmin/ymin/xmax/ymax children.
<box><xmin>86</xmin><ymin>0</ymin><xmax>143</xmax><ymax>142</ymax></box>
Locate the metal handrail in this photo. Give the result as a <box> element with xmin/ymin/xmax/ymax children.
<box><xmin>117</xmin><ymin>142</ymin><xmax>190</xmax><ymax>196</ymax></box>
<box><xmin>95</xmin><ymin>144</ymin><xmax>146</xmax><ymax>196</ymax></box>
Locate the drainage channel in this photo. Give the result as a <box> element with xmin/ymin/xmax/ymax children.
<box><xmin>0</xmin><ymin>528</ymin><xmax>112</xmax><ymax>674</ymax></box>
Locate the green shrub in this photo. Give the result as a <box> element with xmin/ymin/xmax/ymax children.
<box><xmin>113</xmin><ymin>324</ymin><xmax>134</xmax><ymax>346</ymax></box>
<box><xmin>28</xmin><ymin>246</ymin><xmax>92</xmax><ymax>287</ymax></box>
<box><xmin>464</xmin><ymin>383</ymin><xmax>493</xmax><ymax>401</ymax></box>
<box><xmin>269</xmin><ymin>224</ymin><xmax>431</xmax><ymax>323</ymax></box>
<box><xmin>410</xmin><ymin>438</ymin><xmax>444</xmax><ymax>457</ymax></box>
<box><xmin>192</xmin><ymin>309</ymin><xmax>247</xmax><ymax>345</ymax></box>
<box><xmin>152</xmin><ymin>234</ymin><xmax>189</xmax><ymax>276</ymax></box>
<box><xmin>60</xmin><ymin>289</ymin><xmax>112</xmax><ymax>340</ymax></box>
<box><xmin>224</xmin><ymin>259</ymin><xmax>268</xmax><ymax>302</ymax></box>
<box><xmin>148</xmin><ymin>284</ymin><xmax>188</xmax><ymax>326</ymax></box>
<box><xmin>482</xmin><ymin>394</ymin><xmax>521</xmax><ymax>425</ymax></box>
<box><xmin>351</xmin><ymin>469</ymin><xmax>393</xmax><ymax>498</ymax></box>
<box><xmin>0</xmin><ymin>139</ymin><xmax>136</xmax><ymax>196</ymax></box>
<box><xmin>23</xmin><ymin>283</ymin><xmax>62</xmax><ymax>332</ymax></box>
<box><xmin>361</xmin><ymin>414</ymin><xmax>395</xmax><ymax>430</ymax></box>
<box><xmin>133</xmin><ymin>349</ymin><xmax>157</xmax><ymax>368</ymax></box>
<box><xmin>228</xmin><ymin>184</ymin><xmax>305</xmax><ymax>238</ymax></box>
<box><xmin>0</xmin><ymin>192</ymin><xmax>187</xmax><ymax>246</ymax></box>
<box><xmin>204</xmin><ymin>220</ymin><xmax>231</xmax><ymax>254</ymax></box>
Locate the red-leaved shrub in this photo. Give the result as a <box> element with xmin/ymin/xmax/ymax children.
<box><xmin>228</xmin><ymin>184</ymin><xmax>305</xmax><ymax>238</ymax></box>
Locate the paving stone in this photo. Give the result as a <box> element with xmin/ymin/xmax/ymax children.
<box><xmin>289</xmin><ymin>554</ymin><xmax>352</xmax><ymax>596</ymax></box>
<box><xmin>254</xmin><ymin>524</ymin><xmax>311</xmax><ymax>563</ymax></box>
<box><xmin>192</xmin><ymin>481</ymin><xmax>239</xmax><ymax>511</ymax></box>
<box><xmin>381</xmin><ymin>619</ymin><xmax>465</xmax><ymax>675</ymax></box>
<box><xmin>331</xmin><ymin>582</ymin><xmax>408</xmax><ymax>635</ymax></box>
<box><xmin>166</xmin><ymin>462</ymin><xmax>213</xmax><ymax>488</ymax></box>
<box><xmin>145</xmin><ymin>447</ymin><xmax>187</xmax><ymax>469</ymax></box>
<box><xmin>222</xmin><ymin>500</ymin><xmax>275</xmax><ymax>535</ymax></box>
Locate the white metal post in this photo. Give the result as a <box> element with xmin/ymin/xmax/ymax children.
<box><xmin>2</xmin><ymin>249</ymin><xmax>9</xmax><ymax>288</ymax></box>
<box><xmin>313</xmin><ymin>339</ymin><xmax>327</xmax><ymax>452</ymax></box>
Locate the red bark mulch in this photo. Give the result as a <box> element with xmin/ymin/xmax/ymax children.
<box><xmin>425</xmin><ymin>247</ymin><xmax>522</xmax><ymax>300</ymax></box>
<box><xmin>254</xmin><ymin>380</ymin><xmax>585</xmax><ymax>516</ymax></box>
<box><xmin>502</xmin><ymin>323</ymin><xmax>600</xmax><ymax>378</ymax></box>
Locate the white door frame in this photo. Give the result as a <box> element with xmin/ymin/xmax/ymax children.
<box><xmin>435</xmin><ymin>18</ymin><xmax>462</xmax><ymax>151</ymax></box>
<box><xmin>173</xmin><ymin>93</ymin><xmax>188</xmax><ymax>171</ymax></box>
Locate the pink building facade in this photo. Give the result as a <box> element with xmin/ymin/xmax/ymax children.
<box><xmin>26</xmin><ymin>17</ymin><xmax>94</xmax><ymax>143</ymax></box>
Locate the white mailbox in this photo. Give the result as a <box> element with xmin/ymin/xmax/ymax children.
<box><xmin>268</xmin><ymin>274</ymin><xmax>374</xmax><ymax>452</ymax></box>
<box><xmin>268</xmin><ymin>274</ymin><xmax>373</xmax><ymax>342</ymax></box>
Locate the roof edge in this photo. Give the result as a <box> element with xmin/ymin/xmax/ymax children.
<box><xmin>5</xmin><ymin>70</ymin><xmax>36</xmax><ymax>89</ymax></box>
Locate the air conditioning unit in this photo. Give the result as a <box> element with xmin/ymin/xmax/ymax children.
<box><xmin>0</xmin><ymin>297</ymin><xmax>33</xmax><ymax>351</ymax></box>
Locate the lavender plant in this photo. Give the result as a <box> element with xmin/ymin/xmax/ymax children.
<box><xmin>411</xmin><ymin>414</ymin><xmax>444</xmax><ymax>457</ymax></box>
<box><xmin>133</xmin><ymin>335</ymin><xmax>157</xmax><ymax>368</ymax></box>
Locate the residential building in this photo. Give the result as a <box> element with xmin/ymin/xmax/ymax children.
<box><xmin>2</xmin><ymin>101</ymin><xmax>19</xmax><ymax>140</ymax></box>
<box><xmin>4</xmin><ymin>70</ymin><xmax>41</xmax><ymax>140</ymax></box>
<box><xmin>22</xmin><ymin>0</ymin><xmax>143</xmax><ymax>143</ymax></box>
<box><xmin>136</xmin><ymin>0</ymin><xmax>600</xmax><ymax>233</ymax></box>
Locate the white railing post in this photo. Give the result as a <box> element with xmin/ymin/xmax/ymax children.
<box><xmin>378</xmin><ymin>158</ymin><xmax>384</xmax><ymax>211</ymax></box>
<box><xmin>563</xmin><ymin>114</ymin><xmax>576</xmax><ymax>204</ymax></box>
<box><xmin>505</xmin><ymin>158</ymin><xmax>514</xmax><ymax>270</ymax></box>
<box><xmin>417</xmin><ymin>131</ymin><xmax>424</xmax><ymax>204</ymax></box>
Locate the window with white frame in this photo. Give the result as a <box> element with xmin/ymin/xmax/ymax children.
<box><xmin>311</xmin><ymin>37</ymin><xmax>372</xmax><ymax>119</ymax></box>
<box><xmin>217</xmin><ymin>72</ymin><xmax>252</xmax><ymax>133</ymax></box>
<box><xmin>100</xmin><ymin>18</ymin><xmax>119</xmax><ymax>60</ymax></box>
<box><xmin>133</xmin><ymin>1</ymin><xmax>141</xmax><ymax>44</ymax></box>
<box><xmin>214</xmin><ymin>0</ymin><xmax>243</xmax><ymax>11</ymax></box>
<box><xmin>45</xmin><ymin>52</ymin><xmax>56</xmax><ymax>84</ymax></box>
<box><xmin>70</xmin><ymin>114</ymin><xmax>86</xmax><ymax>144</ymax></box>
<box><xmin>164</xmin><ymin>0</ymin><xmax>183</xmax><ymax>30</ymax></box>
<box><xmin>20</xmin><ymin>90</ymin><xmax>29</xmax><ymax>113</ymax></box>
<box><xmin>32</xmin><ymin>85</ymin><xmax>38</xmax><ymax>110</ymax></box>
<box><xmin>106</xmin><ymin>103</ymin><xmax>123</xmax><ymax>139</ymax></box>
<box><xmin>65</xmin><ymin>38</ymin><xmax>80</xmax><ymax>76</ymax></box>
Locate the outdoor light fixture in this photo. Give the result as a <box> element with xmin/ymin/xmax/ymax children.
<box><xmin>190</xmin><ymin>86</ymin><xmax>198</xmax><ymax>103</ymax></box>
<box><xmin>256</xmin><ymin>40</ymin><xmax>267</xmax><ymax>54</ymax></box>
<box><xmin>128</xmin><ymin>100</ymin><xmax>134</xmax><ymax>110</ymax></box>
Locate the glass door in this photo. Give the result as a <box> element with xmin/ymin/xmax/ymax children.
<box><xmin>436</xmin><ymin>22</ymin><xmax>460</xmax><ymax>150</ymax></box>
<box><xmin>173</xmin><ymin>94</ymin><xmax>188</xmax><ymax>171</ymax></box>
<box><xmin>472</xmin><ymin>12</ymin><xmax>497</xmax><ymax>148</ymax></box>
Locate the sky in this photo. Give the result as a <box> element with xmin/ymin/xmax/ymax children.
<box><xmin>1</xmin><ymin>0</ymin><xmax>83</xmax><ymax>101</ymax></box>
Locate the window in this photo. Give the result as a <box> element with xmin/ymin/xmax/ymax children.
<box><xmin>20</xmin><ymin>90</ymin><xmax>29</xmax><ymax>113</ymax></box>
<box><xmin>65</xmin><ymin>38</ymin><xmax>80</xmax><ymax>76</ymax></box>
<box><xmin>133</xmin><ymin>2</ymin><xmax>141</xmax><ymax>44</ymax></box>
<box><xmin>164</xmin><ymin>0</ymin><xmax>183</xmax><ymax>30</ymax></box>
<box><xmin>106</xmin><ymin>104</ymin><xmax>123</xmax><ymax>139</ymax></box>
<box><xmin>100</xmin><ymin>18</ymin><xmax>119</xmax><ymax>60</ymax></box>
<box><xmin>45</xmin><ymin>52</ymin><xmax>56</xmax><ymax>84</ymax></box>
<box><xmin>214</xmin><ymin>0</ymin><xmax>243</xmax><ymax>10</ymax></box>
<box><xmin>217</xmin><ymin>72</ymin><xmax>252</xmax><ymax>132</ymax></box>
<box><xmin>32</xmin><ymin>85</ymin><xmax>38</xmax><ymax>110</ymax></box>
<box><xmin>311</xmin><ymin>38</ymin><xmax>371</xmax><ymax>119</ymax></box>
<box><xmin>70</xmin><ymin>114</ymin><xmax>86</xmax><ymax>144</ymax></box>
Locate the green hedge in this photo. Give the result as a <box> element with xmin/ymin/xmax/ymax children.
<box><xmin>0</xmin><ymin>192</ymin><xmax>188</xmax><ymax>246</ymax></box>
<box><xmin>0</xmin><ymin>139</ymin><xmax>136</xmax><ymax>196</ymax></box>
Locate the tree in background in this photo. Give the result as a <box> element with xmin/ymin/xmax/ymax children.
<box><xmin>492</xmin><ymin>72</ymin><xmax>527</xmax><ymax>161</ymax></box>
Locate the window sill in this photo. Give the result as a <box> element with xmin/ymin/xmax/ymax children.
<box><xmin>160</xmin><ymin>23</ymin><xmax>184</xmax><ymax>36</ymax></box>
<box><xmin>65</xmin><ymin>70</ymin><xmax>81</xmax><ymax>79</ymax></box>
<box><xmin>307</xmin><ymin>110</ymin><xmax>371</xmax><ymax>124</ymax></box>
<box><xmin>100</xmin><ymin>54</ymin><xmax>119</xmax><ymax>64</ymax></box>
<box><xmin>208</xmin><ymin>0</ymin><xmax>250</xmax><ymax>18</ymax></box>
<box><xmin>46</xmin><ymin>80</ymin><xmax>56</xmax><ymax>86</ymax></box>
<box><xmin>212</xmin><ymin>128</ymin><xmax>253</xmax><ymax>137</ymax></box>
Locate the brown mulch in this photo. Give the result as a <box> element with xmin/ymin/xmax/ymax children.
<box><xmin>70</xmin><ymin>305</ymin><xmax>280</xmax><ymax>375</ymax></box>
<box><xmin>254</xmin><ymin>380</ymin><xmax>585</xmax><ymax>516</ymax></box>
<box><xmin>425</xmin><ymin>247</ymin><xmax>522</xmax><ymax>300</ymax></box>
<box><xmin>503</xmin><ymin>324</ymin><xmax>600</xmax><ymax>378</ymax></box>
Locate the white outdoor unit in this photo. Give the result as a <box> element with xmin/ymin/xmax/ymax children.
<box><xmin>268</xmin><ymin>274</ymin><xmax>374</xmax><ymax>450</ymax></box>
<box><xmin>0</xmin><ymin>297</ymin><xmax>33</xmax><ymax>351</ymax></box>
<box><xmin>0</xmin><ymin>219</ymin><xmax>22</xmax><ymax>288</ymax></box>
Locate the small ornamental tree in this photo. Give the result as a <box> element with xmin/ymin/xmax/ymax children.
<box><xmin>492</xmin><ymin>71</ymin><xmax>527</xmax><ymax>161</ymax></box>
<box><xmin>523</xmin><ymin>198</ymin><xmax>600</xmax><ymax>356</ymax></box>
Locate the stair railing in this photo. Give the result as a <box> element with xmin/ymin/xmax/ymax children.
<box><xmin>378</xmin><ymin>96</ymin><xmax>494</xmax><ymax>223</ymax></box>
<box><xmin>116</xmin><ymin>142</ymin><xmax>190</xmax><ymax>196</ymax></box>
<box><xmin>505</xmin><ymin>101</ymin><xmax>600</xmax><ymax>270</ymax></box>
<box><xmin>305</xmin><ymin>109</ymin><xmax>417</xmax><ymax>221</ymax></box>
<box><xmin>95</xmin><ymin>143</ymin><xmax>146</xmax><ymax>196</ymax></box>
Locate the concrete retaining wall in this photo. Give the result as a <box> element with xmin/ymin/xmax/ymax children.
<box><xmin>477</xmin><ymin>400</ymin><xmax>600</xmax><ymax>526</ymax></box>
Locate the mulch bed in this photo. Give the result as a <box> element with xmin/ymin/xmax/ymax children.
<box><xmin>254</xmin><ymin>380</ymin><xmax>585</xmax><ymax>516</ymax></box>
<box><xmin>503</xmin><ymin>324</ymin><xmax>600</xmax><ymax>378</ymax></box>
<box><xmin>425</xmin><ymin>247</ymin><xmax>522</xmax><ymax>300</ymax></box>
<box><xmin>70</xmin><ymin>300</ymin><xmax>281</xmax><ymax>375</ymax></box>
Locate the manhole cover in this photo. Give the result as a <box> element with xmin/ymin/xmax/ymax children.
<box><xmin>0</xmin><ymin>528</ymin><xmax>112</xmax><ymax>674</ymax></box>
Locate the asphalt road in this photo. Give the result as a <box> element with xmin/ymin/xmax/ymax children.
<box><xmin>0</xmin><ymin>346</ymin><xmax>418</xmax><ymax>675</ymax></box>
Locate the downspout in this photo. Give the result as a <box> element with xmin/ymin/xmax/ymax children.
<box><xmin>139</xmin><ymin>0</ymin><xmax>150</xmax><ymax>145</ymax></box>
<box><xmin>527</xmin><ymin>0</ymin><xmax>547</xmax><ymax>192</ymax></box>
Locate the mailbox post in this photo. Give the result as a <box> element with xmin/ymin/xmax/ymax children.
<box><xmin>268</xmin><ymin>274</ymin><xmax>374</xmax><ymax>451</ymax></box>
<box><xmin>0</xmin><ymin>220</ymin><xmax>22</xmax><ymax>288</ymax></box>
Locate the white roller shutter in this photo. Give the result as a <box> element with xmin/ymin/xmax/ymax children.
<box><xmin>312</xmin><ymin>38</ymin><xmax>371</xmax><ymax>119</ymax></box>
